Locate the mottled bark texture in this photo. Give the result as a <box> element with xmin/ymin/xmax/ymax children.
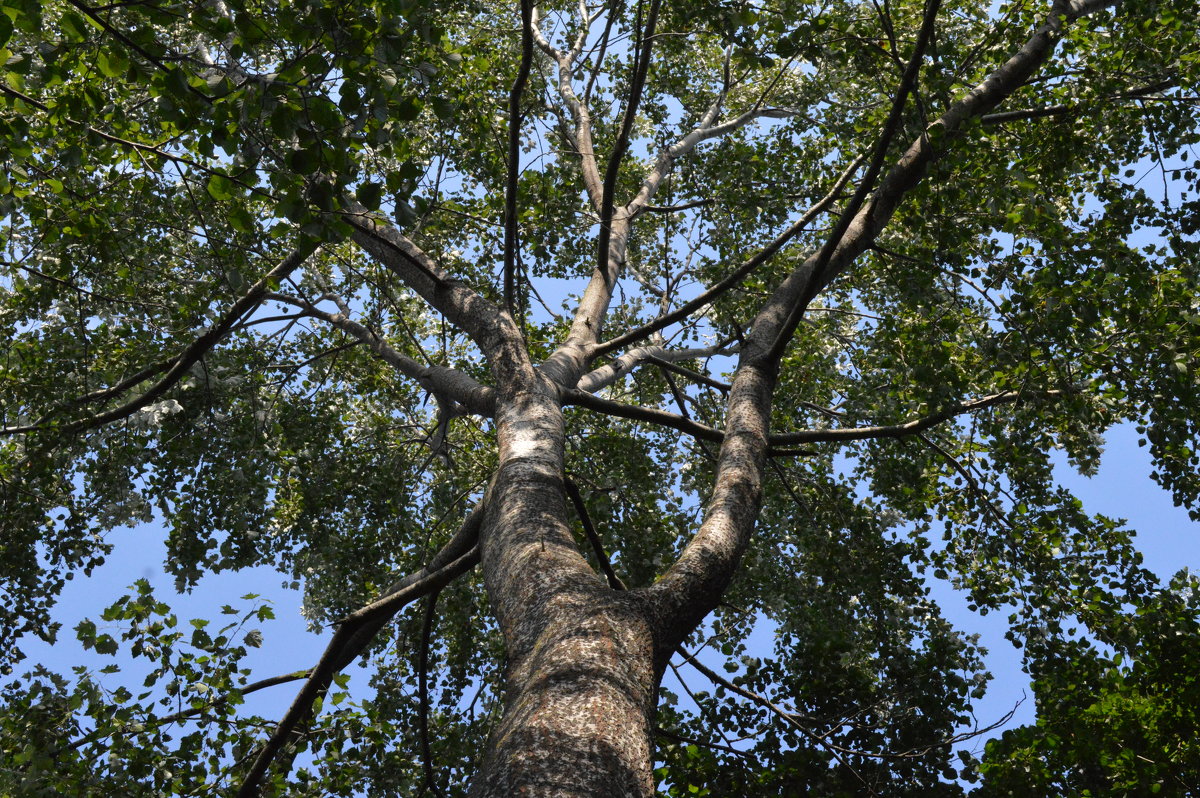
<box><xmin>468</xmin><ymin>590</ymin><xmax>660</xmax><ymax>798</ymax></box>
<box><xmin>471</xmin><ymin>382</ymin><xmax>661</xmax><ymax>797</ymax></box>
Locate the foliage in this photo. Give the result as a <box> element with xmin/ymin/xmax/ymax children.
<box><xmin>1</xmin><ymin>0</ymin><xmax>1199</xmax><ymax>793</ymax></box>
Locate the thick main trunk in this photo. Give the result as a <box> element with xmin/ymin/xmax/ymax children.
<box><xmin>469</xmin><ymin>382</ymin><xmax>662</xmax><ymax>797</ymax></box>
<box><xmin>469</xmin><ymin>592</ymin><xmax>660</xmax><ymax>798</ymax></box>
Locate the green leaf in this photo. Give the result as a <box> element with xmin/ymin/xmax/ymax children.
<box><xmin>356</xmin><ymin>181</ymin><xmax>383</xmax><ymax>210</ymax></box>
<box><xmin>228</xmin><ymin>204</ymin><xmax>256</xmax><ymax>233</ymax></box>
<box><xmin>288</xmin><ymin>146</ymin><xmax>322</xmax><ymax>175</ymax></box>
<box><xmin>97</xmin><ymin>49</ymin><xmax>128</xmax><ymax>79</ymax></box>
<box><xmin>206</xmin><ymin>173</ymin><xmax>236</xmax><ymax>201</ymax></box>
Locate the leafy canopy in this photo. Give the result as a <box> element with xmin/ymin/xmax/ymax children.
<box><xmin>2</xmin><ymin>0</ymin><xmax>1200</xmax><ymax>794</ymax></box>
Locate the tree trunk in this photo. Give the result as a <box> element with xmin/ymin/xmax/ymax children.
<box><xmin>469</xmin><ymin>381</ymin><xmax>663</xmax><ymax>797</ymax></box>
<box><xmin>469</xmin><ymin>592</ymin><xmax>660</xmax><ymax>798</ymax></box>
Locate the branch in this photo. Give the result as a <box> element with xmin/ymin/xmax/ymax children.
<box><xmin>648</xmin><ymin>356</ymin><xmax>731</xmax><ymax>393</ymax></box>
<box><xmin>1</xmin><ymin>245</ymin><xmax>315</xmax><ymax>438</ymax></box>
<box><xmin>576</xmin><ymin>341</ymin><xmax>735</xmax><ymax>394</ymax></box>
<box><xmin>564</xmin><ymin>475</ymin><xmax>626</xmax><ymax>590</ymax></box>
<box><xmin>766</xmin><ymin>0</ymin><xmax>1121</xmax><ymax>351</ymax></box>
<box><xmin>235</xmin><ymin>506</ymin><xmax>483</xmax><ymax>797</ymax></box>
<box><xmin>653</xmin><ymin>726</ymin><xmax>755</xmax><ymax>759</ymax></box>
<box><xmin>980</xmin><ymin>77</ymin><xmax>1179</xmax><ymax>125</ymax></box>
<box><xmin>567</xmin><ymin>387</ymin><xmax>1059</xmax><ymax>450</ymax></box>
<box><xmin>538</xmin><ymin>0</ymin><xmax>665</xmax><ymax>389</ymax></box>
<box><xmin>625</xmin><ymin>46</ymin><xmax>809</xmax><ymax>215</ymax></box>
<box><xmin>917</xmin><ymin>432</ymin><xmax>1013</xmax><ymax>531</ymax></box>
<box><xmin>596</xmin><ymin>0</ymin><xmax>663</xmax><ymax>260</ymax></box>
<box><xmin>505</xmin><ymin>0</ymin><xmax>535</xmax><ymax>316</ymax></box>
<box><xmin>676</xmin><ymin>650</ymin><xmax>875</xmax><ymax>793</ymax></box>
<box><xmin>0</xmin><ymin>83</ymin><xmax>206</xmax><ymax>169</ymax></box>
<box><xmin>265</xmin><ymin>293</ymin><xmax>496</xmax><ymax>416</ymax></box>
<box><xmin>66</xmin><ymin>0</ymin><xmax>213</xmax><ymax>103</ymax></box>
<box><xmin>647</xmin><ymin>0</ymin><xmax>1119</xmax><ymax>643</ymax></box>
<box><xmin>771</xmin><ymin>389</ymin><xmax>1067</xmax><ymax>445</ymax></box>
<box><xmin>532</xmin><ymin>5</ymin><xmax>604</xmax><ymax>208</ymax></box>
<box><xmin>628</xmin><ymin>104</ymin><xmax>804</xmax><ymax>215</ymax></box>
<box><xmin>595</xmin><ymin>153</ymin><xmax>864</xmax><ymax>359</ymax></box>
<box><xmin>342</xmin><ymin>206</ymin><xmax>529</xmax><ymax>377</ymax></box>
<box><xmin>565</xmin><ymin>388</ymin><xmax>725</xmax><ymax>444</ymax></box>
<box><xmin>765</xmin><ymin>0</ymin><xmax>943</xmax><ymax>362</ymax></box>
<box><xmin>52</xmin><ymin>669</ymin><xmax>310</xmax><ymax>758</ymax></box>
<box><xmin>681</xmin><ymin>649</ymin><xmax>1022</xmax><ymax>762</ymax></box>
<box><xmin>417</xmin><ymin>591</ymin><xmax>445</xmax><ymax>798</ymax></box>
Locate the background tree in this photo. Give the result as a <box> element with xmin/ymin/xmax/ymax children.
<box><xmin>2</xmin><ymin>0</ymin><xmax>1200</xmax><ymax>794</ymax></box>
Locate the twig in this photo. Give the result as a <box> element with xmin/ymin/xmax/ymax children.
<box><xmin>2</xmin><ymin>246</ymin><xmax>315</xmax><ymax>438</ymax></box>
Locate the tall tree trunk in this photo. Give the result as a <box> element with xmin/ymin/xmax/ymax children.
<box><xmin>469</xmin><ymin>380</ymin><xmax>662</xmax><ymax>797</ymax></box>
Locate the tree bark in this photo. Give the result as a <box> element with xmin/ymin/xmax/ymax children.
<box><xmin>469</xmin><ymin>380</ymin><xmax>662</xmax><ymax>797</ymax></box>
<box><xmin>468</xmin><ymin>589</ymin><xmax>660</xmax><ymax>798</ymax></box>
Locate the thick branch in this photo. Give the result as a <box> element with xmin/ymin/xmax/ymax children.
<box><xmin>650</xmin><ymin>0</ymin><xmax>1117</xmax><ymax>651</ymax></box>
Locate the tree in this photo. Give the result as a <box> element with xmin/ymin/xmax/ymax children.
<box><xmin>2</xmin><ymin>0</ymin><xmax>1200</xmax><ymax>793</ymax></box>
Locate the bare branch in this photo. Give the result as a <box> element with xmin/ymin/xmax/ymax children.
<box><xmin>628</xmin><ymin>105</ymin><xmax>803</xmax><ymax>215</ymax></box>
<box><xmin>576</xmin><ymin>341</ymin><xmax>735</xmax><ymax>393</ymax></box>
<box><xmin>533</xmin><ymin>5</ymin><xmax>604</xmax><ymax>208</ymax></box>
